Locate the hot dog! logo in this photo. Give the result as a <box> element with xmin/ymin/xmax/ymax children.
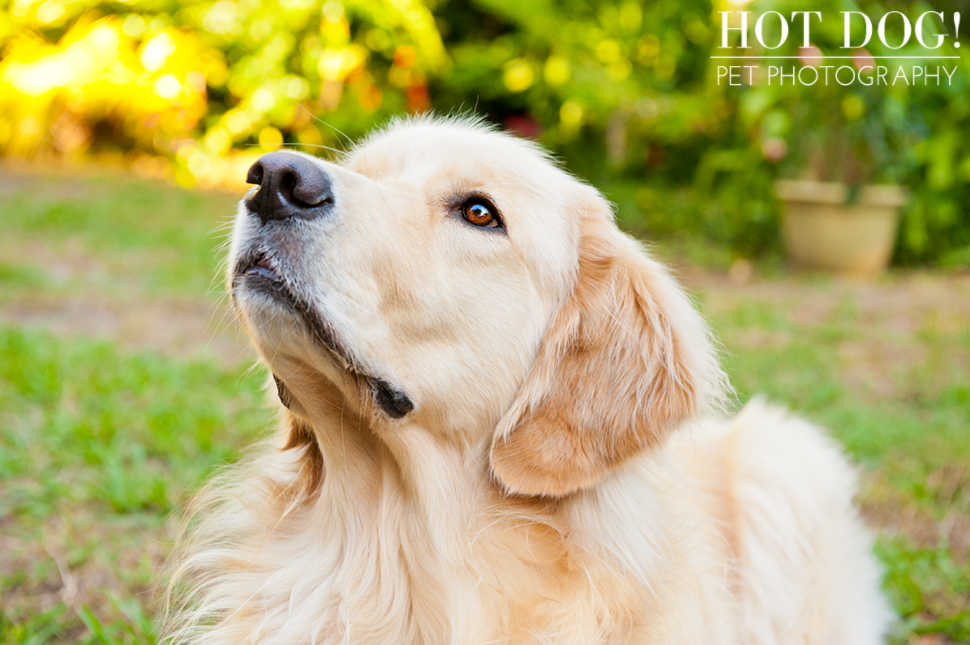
<box><xmin>714</xmin><ymin>10</ymin><xmax>961</xmax><ymax>86</ymax></box>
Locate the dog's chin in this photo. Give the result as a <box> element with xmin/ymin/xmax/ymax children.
<box><xmin>234</xmin><ymin>292</ymin><xmax>367</xmax><ymax>420</ymax></box>
<box><xmin>232</xmin><ymin>253</ymin><xmax>344</xmax><ymax>358</ymax></box>
<box><xmin>233</xmin><ymin>264</ymin><xmax>344</xmax><ymax>370</ymax></box>
<box><xmin>231</xmin><ymin>255</ymin><xmax>415</xmax><ymax>421</ymax></box>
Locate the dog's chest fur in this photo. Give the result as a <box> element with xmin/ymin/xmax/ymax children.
<box><xmin>180</xmin><ymin>441</ymin><xmax>737</xmax><ymax>645</ymax></box>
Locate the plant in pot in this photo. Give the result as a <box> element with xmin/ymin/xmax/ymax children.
<box><xmin>767</xmin><ymin>56</ymin><xmax>914</xmax><ymax>276</ymax></box>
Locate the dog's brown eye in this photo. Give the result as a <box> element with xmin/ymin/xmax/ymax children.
<box><xmin>461</xmin><ymin>200</ymin><xmax>501</xmax><ymax>229</ymax></box>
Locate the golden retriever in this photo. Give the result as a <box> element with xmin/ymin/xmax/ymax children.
<box><xmin>165</xmin><ymin>117</ymin><xmax>892</xmax><ymax>644</ymax></box>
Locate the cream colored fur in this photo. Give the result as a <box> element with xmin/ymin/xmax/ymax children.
<box><xmin>164</xmin><ymin>117</ymin><xmax>892</xmax><ymax>644</ymax></box>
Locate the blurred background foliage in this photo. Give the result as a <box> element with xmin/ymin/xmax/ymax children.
<box><xmin>1</xmin><ymin>0</ymin><xmax>969</xmax><ymax>266</ymax></box>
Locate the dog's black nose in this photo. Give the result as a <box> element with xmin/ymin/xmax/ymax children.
<box><xmin>245</xmin><ymin>152</ymin><xmax>334</xmax><ymax>222</ymax></box>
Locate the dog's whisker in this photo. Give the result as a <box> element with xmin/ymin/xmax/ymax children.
<box><xmin>296</xmin><ymin>104</ymin><xmax>354</xmax><ymax>150</ymax></box>
<box><xmin>245</xmin><ymin>142</ymin><xmax>347</xmax><ymax>157</ymax></box>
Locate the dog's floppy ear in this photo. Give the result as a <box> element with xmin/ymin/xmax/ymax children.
<box><xmin>490</xmin><ymin>190</ymin><xmax>726</xmax><ymax>497</ymax></box>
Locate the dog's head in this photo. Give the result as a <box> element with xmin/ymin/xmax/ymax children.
<box><xmin>229</xmin><ymin>117</ymin><xmax>726</xmax><ymax>498</ymax></box>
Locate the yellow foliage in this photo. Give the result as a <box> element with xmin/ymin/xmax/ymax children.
<box><xmin>0</xmin><ymin>0</ymin><xmax>450</xmax><ymax>185</ymax></box>
<box><xmin>503</xmin><ymin>59</ymin><xmax>534</xmax><ymax>93</ymax></box>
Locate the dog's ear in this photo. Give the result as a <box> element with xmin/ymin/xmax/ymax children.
<box><xmin>489</xmin><ymin>190</ymin><xmax>726</xmax><ymax>497</ymax></box>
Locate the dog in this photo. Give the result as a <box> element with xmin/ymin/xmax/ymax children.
<box><xmin>165</xmin><ymin>117</ymin><xmax>892</xmax><ymax>644</ymax></box>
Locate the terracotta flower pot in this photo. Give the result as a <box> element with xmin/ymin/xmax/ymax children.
<box><xmin>775</xmin><ymin>180</ymin><xmax>907</xmax><ymax>277</ymax></box>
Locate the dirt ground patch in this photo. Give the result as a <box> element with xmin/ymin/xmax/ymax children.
<box><xmin>680</xmin><ymin>265</ymin><xmax>970</xmax><ymax>335</ymax></box>
<box><xmin>0</xmin><ymin>295</ymin><xmax>251</xmax><ymax>365</ymax></box>
<box><xmin>0</xmin><ymin>233</ymin><xmax>251</xmax><ymax>364</ymax></box>
<box><xmin>682</xmin><ymin>266</ymin><xmax>970</xmax><ymax>403</ymax></box>
<box><xmin>0</xmin><ymin>170</ymin><xmax>90</xmax><ymax>200</ymax></box>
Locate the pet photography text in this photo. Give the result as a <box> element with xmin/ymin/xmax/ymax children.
<box><xmin>714</xmin><ymin>9</ymin><xmax>961</xmax><ymax>87</ymax></box>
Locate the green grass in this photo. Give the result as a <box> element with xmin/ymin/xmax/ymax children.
<box><xmin>0</xmin><ymin>328</ymin><xmax>273</xmax><ymax>643</ymax></box>
<box><xmin>1</xmin><ymin>170</ymin><xmax>968</xmax><ymax>643</ymax></box>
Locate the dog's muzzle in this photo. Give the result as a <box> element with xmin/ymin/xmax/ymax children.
<box><xmin>237</xmin><ymin>153</ymin><xmax>415</xmax><ymax>420</ymax></box>
<box><xmin>245</xmin><ymin>152</ymin><xmax>335</xmax><ymax>222</ymax></box>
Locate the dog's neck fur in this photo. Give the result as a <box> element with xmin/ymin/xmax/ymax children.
<box><xmin>170</xmin><ymin>367</ymin><xmax>734</xmax><ymax>644</ymax></box>
<box><xmin>283</xmin><ymin>378</ymin><xmax>624</xmax><ymax>642</ymax></box>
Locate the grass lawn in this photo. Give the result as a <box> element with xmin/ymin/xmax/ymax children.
<box><xmin>1</xmin><ymin>168</ymin><xmax>968</xmax><ymax>644</ymax></box>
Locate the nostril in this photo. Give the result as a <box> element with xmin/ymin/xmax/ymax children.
<box><xmin>277</xmin><ymin>169</ymin><xmax>331</xmax><ymax>208</ymax></box>
<box><xmin>279</xmin><ymin>171</ymin><xmax>327</xmax><ymax>208</ymax></box>
<box><xmin>246</xmin><ymin>162</ymin><xmax>264</xmax><ymax>186</ymax></box>
<box><xmin>291</xmin><ymin>177</ymin><xmax>332</xmax><ymax>208</ymax></box>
